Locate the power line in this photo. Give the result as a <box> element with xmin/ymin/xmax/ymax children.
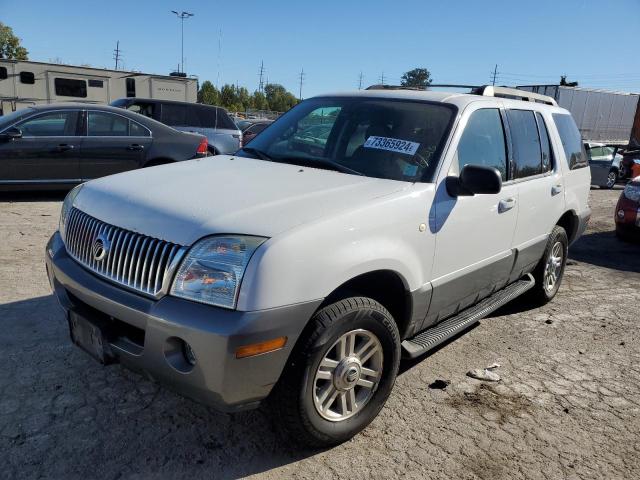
<box><xmin>113</xmin><ymin>41</ymin><xmax>122</xmax><ymax>70</ymax></box>
<box><xmin>298</xmin><ymin>67</ymin><xmax>305</xmax><ymax>100</ymax></box>
<box><xmin>258</xmin><ymin>60</ymin><xmax>265</xmax><ymax>93</ymax></box>
<box><xmin>490</xmin><ymin>64</ymin><xmax>498</xmax><ymax>86</ymax></box>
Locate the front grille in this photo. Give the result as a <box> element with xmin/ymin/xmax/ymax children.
<box><xmin>64</xmin><ymin>208</ymin><xmax>185</xmax><ymax>297</ymax></box>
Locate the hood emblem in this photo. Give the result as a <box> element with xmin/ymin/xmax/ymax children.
<box><xmin>92</xmin><ymin>234</ymin><xmax>110</xmax><ymax>262</ymax></box>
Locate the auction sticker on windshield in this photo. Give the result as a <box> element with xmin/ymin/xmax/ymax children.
<box><xmin>364</xmin><ymin>136</ymin><xmax>420</xmax><ymax>155</ymax></box>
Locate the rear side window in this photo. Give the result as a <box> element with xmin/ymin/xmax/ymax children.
<box><xmin>197</xmin><ymin>106</ymin><xmax>237</xmax><ymax>130</ymax></box>
<box><xmin>54</xmin><ymin>78</ymin><xmax>87</xmax><ymax>98</ymax></box>
<box><xmin>552</xmin><ymin>113</ymin><xmax>588</xmax><ymax>169</ymax></box>
<box><xmin>87</xmin><ymin>111</ymin><xmax>129</xmax><ymax>136</ymax></box>
<box><xmin>507</xmin><ymin>110</ymin><xmax>543</xmax><ymax>179</ymax></box>
<box><xmin>129</xmin><ymin>121</ymin><xmax>150</xmax><ymax>137</ymax></box>
<box><xmin>454</xmin><ymin>108</ymin><xmax>507</xmax><ymax>180</ymax></box>
<box><xmin>161</xmin><ymin>104</ymin><xmax>188</xmax><ymax>126</ymax></box>
<box><xmin>535</xmin><ymin>112</ymin><xmax>553</xmax><ymax>172</ymax></box>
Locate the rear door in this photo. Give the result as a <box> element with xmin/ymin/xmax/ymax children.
<box><xmin>79</xmin><ymin>110</ymin><xmax>152</xmax><ymax>180</ymax></box>
<box><xmin>0</xmin><ymin>110</ymin><xmax>82</xmax><ymax>184</ymax></box>
<box><xmin>507</xmin><ymin>109</ymin><xmax>566</xmax><ymax>280</ymax></box>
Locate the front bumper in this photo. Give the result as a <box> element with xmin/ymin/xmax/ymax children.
<box><xmin>46</xmin><ymin>232</ymin><xmax>321</xmax><ymax>412</ymax></box>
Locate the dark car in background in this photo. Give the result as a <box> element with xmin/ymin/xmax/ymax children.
<box><xmin>111</xmin><ymin>98</ymin><xmax>241</xmax><ymax>155</ymax></box>
<box><xmin>0</xmin><ymin>104</ymin><xmax>208</xmax><ymax>190</ymax></box>
<box><xmin>239</xmin><ymin>119</ymin><xmax>273</xmax><ymax>144</ymax></box>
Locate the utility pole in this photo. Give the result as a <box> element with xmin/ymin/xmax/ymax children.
<box><xmin>258</xmin><ymin>60</ymin><xmax>265</xmax><ymax>93</ymax></box>
<box><xmin>379</xmin><ymin>72</ymin><xmax>385</xmax><ymax>85</ymax></box>
<box><xmin>298</xmin><ymin>68</ymin><xmax>305</xmax><ymax>100</ymax></box>
<box><xmin>358</xmin><ymin>71</ymin><xmax>364</xmax><ymax>89</ymax></box>
<box><xmin>491</xmin><ymin>64</ymin><xmax>498</xmax><ymax>86</ymax></box>
<box><xmin>113</xmin><ymin>41</ymin><xmax>121</xmax><ymax>70</ymax></box>
<box><xmin>171</xmin><ymin>10</ymin><xmax>194</xmax><ymax>73</ymax></box>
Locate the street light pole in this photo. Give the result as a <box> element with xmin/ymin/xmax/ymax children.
<box><xmin>171</xmin><ymin>10</ymin><xmax>194</xmax><ymax>73</ymax></box>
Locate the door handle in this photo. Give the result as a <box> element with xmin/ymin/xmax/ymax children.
<box><xmin>55</xmin><ymin>144</ymin><xmax>74</xmax><ymax>152</ymax></box>
<box><xmin>551</xmin><ymin>184</ymin><xmax>563</xmax><ymax>196</ymax></box>
<box><xmin>498</xmin><ymin>197</ymin><xmax>516</xmax><ymax>213</ymax></box>
<box><xmin>126</xmin><ymin>144</ymin><xmax>144</xmax><ymax>151</ymax></box>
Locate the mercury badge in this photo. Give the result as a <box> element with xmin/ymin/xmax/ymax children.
<box><xmin>92</xmin><ymin>233</ymin><xmax>110</xmax><ymax>262</ymax></box>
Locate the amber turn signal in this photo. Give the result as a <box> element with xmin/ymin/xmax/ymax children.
<box><xmin>235</xmin><ymin>337</ymin><xmax>287</xmax><ymax>359</ymax></box>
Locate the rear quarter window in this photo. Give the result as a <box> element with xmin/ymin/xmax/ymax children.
<box><xmin>197</xmin><ymin>107</ymin><xmax>237</xmax><ymax>130</ymax></box>
<box><xmin>552</xmin><ymin>113</ymin><xmax>588</xmax><ymax>169</ymax></box>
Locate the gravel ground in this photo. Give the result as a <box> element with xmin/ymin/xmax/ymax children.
<box><xmin>0</xmin><ymin>187</ymin><xmax>638</xmax><ymax>480</ymax></box>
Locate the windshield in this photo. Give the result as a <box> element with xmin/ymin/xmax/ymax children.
<box><xmin>235</xmin><ymin>97</ymin><xmax>456</xmax><ymax>182</ymax></box>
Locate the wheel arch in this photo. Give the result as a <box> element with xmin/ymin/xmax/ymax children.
<box><xmin>315</xmin><ymin>269</ymin><xmax>413</xmax><ymax>340</ymax></box>
<box><xmin>556</xmin><ymin>210</ymin><xmax>579</xmax><ymax>243</ymax></box>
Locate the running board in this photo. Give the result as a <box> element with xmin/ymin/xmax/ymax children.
<box><xmin>402</xmin><ymin>274</ymin><xmax>535</xmax><ymax>359</ymax></box>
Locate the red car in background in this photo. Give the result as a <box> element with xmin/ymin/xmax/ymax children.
<box><xmin>615</xmin><ymin>177</ymin><xmax>640</xmax><ymax>241</ymax></box>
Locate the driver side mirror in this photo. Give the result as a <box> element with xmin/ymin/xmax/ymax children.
<box><xmin>0</xmin><ymin>127</ymin><xmax>23</xmax><ymax>142</ymax></box>
<box><xmin>446</xmin><ymin>164</ymin><xmax>502</xmax><ymax>197</ymax></box>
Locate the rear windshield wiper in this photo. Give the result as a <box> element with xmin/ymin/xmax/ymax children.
<box><xmin>240</xmin><ymin>146</ymin><xmax>273</xmax><ymax>161</ymax></box>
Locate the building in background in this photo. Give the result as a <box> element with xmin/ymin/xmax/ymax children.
<box><xmin>0</xmin><ymin>59</ymin><xmax>198</xmax><ymax>115</ymax></box>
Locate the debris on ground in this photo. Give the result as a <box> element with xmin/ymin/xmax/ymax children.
<box><xmin>467</xmin><ymin>363</ymin><xmax>501</xmax><ymax>382</ymax></box>
<box><xmin>428</xmin><ymin>379</ymin><xmax>450</xmax><ymax>390</ymax></box>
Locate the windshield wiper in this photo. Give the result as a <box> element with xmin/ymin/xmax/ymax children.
<box><xmin>270</xmin><ymin>156</ymin><xmax>363</xmax><ymax>176</ymax></box>
<box><xmin>240</xmin><ymin>146</ymin><xmax>273</xmax><ymax>161</ymax></box>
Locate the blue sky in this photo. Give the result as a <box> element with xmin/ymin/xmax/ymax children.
<box><xmin>3</xmin><ymin>0</ymin><xmax>640</xmax><ymax>96</ymax></box>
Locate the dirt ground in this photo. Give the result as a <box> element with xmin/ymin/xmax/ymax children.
<box><xmin>0</xmin><ymin>187</ymin><xmax>638</xmax><ymax>480</ymax></box>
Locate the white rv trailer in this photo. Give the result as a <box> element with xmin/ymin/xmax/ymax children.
<box><xmin>0</xmin><ymin>59</ymin><xmax>198</xmax><ymax>115</ymax></box>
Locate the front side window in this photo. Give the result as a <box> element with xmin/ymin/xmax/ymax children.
<box><xmin>87</xmin><ymin>111</ymin><xmax>129</xmax><ymax>136</ymax></box>
<box><xmin>237</xmin><ymin>97</ymin><xmax>455</xmax><ymax>182</ymax></box>
<box><xmin>54</xmin><ymin>78</ymin><xmax>87</xmax><ymax>98</ymax></box>
<box><xmin>453</xmin><ymin>108</ymin><xmax>507</xmax><ymax>180</ymax></box>
<box><xmin>553</xmin><ymin>113</ymin><xmax>588</xmax><ymax>169</ymax></box>
<box><xmin>17</xmin><ymin>111</ymin><xmax>78</xmax><ymax>136</ymax></box>
<box><xmin>507</xmin><ymin>109</ymin><xmax>543</xmax><ymax>179</ymax></box>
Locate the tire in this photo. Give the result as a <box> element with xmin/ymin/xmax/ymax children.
<box><xmin>604</xmin><ymin>170</ymin><xmax>618</xmax><ymax>189</ymax></box>
<box><xmin>527</xmin><ymin>225</ymin><xmax>568</xmax><ymax>305</ymax></box>
<box><xmin>269</xmin><ymin>297</ymin><xmax>401</xmax><ymax>448</ymax></box>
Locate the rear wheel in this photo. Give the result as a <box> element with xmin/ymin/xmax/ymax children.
<box><xmin>270</xmin><ymin>297</ymin><xmax>400</xmax><ymax>447</ymax></box>
<box><xmin>527</xmin><ymin>225</ymin><xmax>568</xmax><ymax>305</ymax></box>
<box><xmin>605</xmin><ymin>170</ymin><xmax>618</xmax><ymax>189</ymax></box>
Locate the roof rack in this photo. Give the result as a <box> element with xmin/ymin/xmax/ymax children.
<box><xmin>365</xmin><ymin>84</ymin><xmax>558</xmax><ymax>106</ymax></box>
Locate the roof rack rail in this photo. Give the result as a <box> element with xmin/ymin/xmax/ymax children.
<box><xmin>365</xmin><ymin>84</ymin><xmax>557</xmax><ymax>106</ymax></box>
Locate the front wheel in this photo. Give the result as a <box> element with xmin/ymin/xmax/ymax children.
<box><xmin>527</xmin><ymin>225</ymin><xmax>568</xmax><ymax>305</ymax></box>
<box><xmin>270</xmin><ymin>297</ymin><xmax>401</xmax><ymax>447</ymax></box>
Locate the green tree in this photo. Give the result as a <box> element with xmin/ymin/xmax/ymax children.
<box><xmin>400</xmin><ymin>68</ymin><xmax>432</xmax><ymax>89</ymax></box>
<box><xmin>264</xmin><ymin>83</ymin><xmax>298</xmax><ymax>112</ymax></box>
<box><xmin>219</xmin><ymin>84</ymin><xmax>238</xmax><ymax>109</ymax></box>
<box><xmin>251</xmin><ymin>91</ymin><xmax>268</xmax><ymax>110</ymax></box>
<box><xmin>197</xmin><ymin>80</ymin><xmax>220</xmax><ymax>105</ymax></box>
<box><xmin>0</xmin><ymin>22</ymin><xmax>28</xmax><ymax>60</ymax></box>
<box><xmin>237</xmin><ymin>86</ymin><xmax>252</xmax><ymax>111</ymax></box>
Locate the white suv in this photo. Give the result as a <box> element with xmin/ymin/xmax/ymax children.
<box><xmin>46</xmin><ymin>85</ymin><xmax>591</xmax><ymax>446</ymax></box>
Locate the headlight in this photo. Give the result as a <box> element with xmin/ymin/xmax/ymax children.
<box><xmin>623</xmin><ymin>183</ymin><xmax>640</xmax><ymax>202</ymax></box>
<box><xmin>170</xmin><ymin>236</ymin><xmax>267</xmax><ymax>309</ymax></box>
<box><xmin>59</xmin><ymin>184</ymin><xmax>83</xmax><ymax>242</ymax></box>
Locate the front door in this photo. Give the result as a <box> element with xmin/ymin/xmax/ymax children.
<box><xmin>586</xmin><ymin>144</ymin><xmax>612</xmax><ymax>186</ymax></box>
<box><xmin>79</xmin><ymin>110</ymin><xmax>151</xmax><ymax>180</ymax></box>
<box><xmin>0</xmin><ymin>110</ymin><xmax>82</xmax><ymax>185</ymax></box>
<box><xmin>427</xmin><ymin>105</ymin><xmax>519</xmax><ymax>326</ymax></box>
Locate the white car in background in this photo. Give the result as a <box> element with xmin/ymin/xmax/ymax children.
<box><xmin>585</xmin><ymin>142</ymin><xmax>623</xmax><ymax>188</ymax></box>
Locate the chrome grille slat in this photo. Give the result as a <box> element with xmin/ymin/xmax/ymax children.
<box><xmin>62</xmin><ymin>208</ymin><xmax>184</xmax><ymax>297</ymax></box>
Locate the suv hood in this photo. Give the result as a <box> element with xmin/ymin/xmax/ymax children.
<box><xmin>74</xmin><ymin>155</ymin><xmax>409</xmax><ymax>245</ymax></box>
